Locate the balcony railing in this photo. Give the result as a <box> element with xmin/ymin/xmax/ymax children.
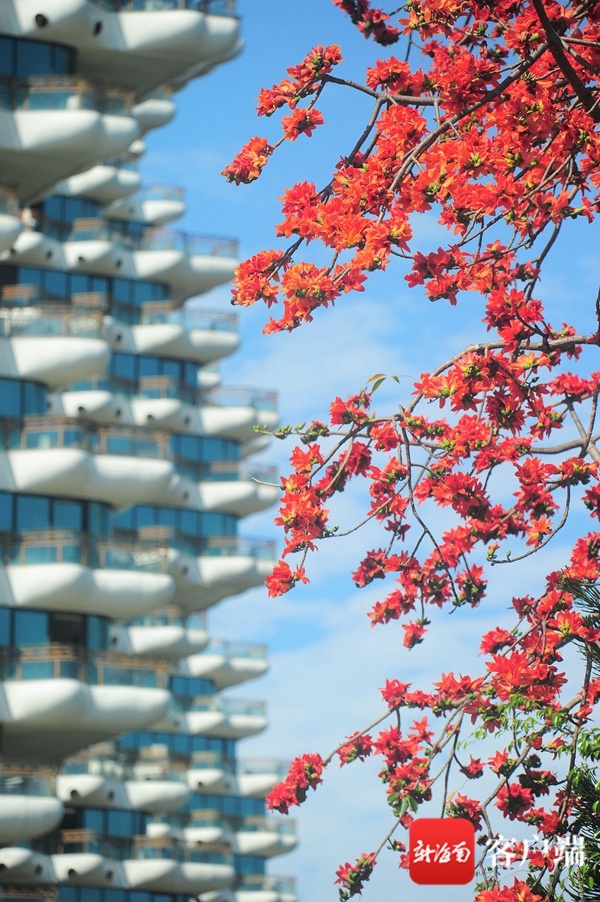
<box><xmin>202</xmin><ymin>387</ymin><xmax>278</xmax><ymax>412</ymax></box>
<box><xmin>0</xmin><ymin>186</ymin><xmax>19</xmax><ymax>217</ymax></box>
<box><xmin>239</xmin><ymin>876</ymin><xmax>297</xmax><ymax>894</ymax></box>
<box><xmin>131</xmin><ymin>835</ymin><xmax>230</xmax><ymax>864</ymax></box>
<box><xmin>0</xmin><ymin>529</ymin><xmax>168</xmax><ymax>572</ymax></box>
<box><xmin>91</xmin><ymin>0</ymin><xmax>237</xmax><ymax>16</ymax></box>
<box><xmin>187</xmin><ymin>697</ymin><xmax>266</xmax><ymax>717</ymax></box>
<box><xmin>61</xmin><ymin>754</ymin><xmax>187</xmax><ymax>783</ymax></box>
<box><xmin>189</xmin><ymin>750</ymin><xmax>235</xmax><ymax>772</ymax></box>
<box><xmin>0</xmin><ymin>76</ymin><xmax>135</xmax><ymax>115</ymax></box>
<box><xmin>137</xmin><ymin>185</ymin><xmax>185</xmax><ymax>203</ymax></box>
<box><xmin>0</xmin><ymin>770</ymin><xmax>55</xmax><ymax>797</ymax></box>
<box><xmin>140</xmin><ymin>302</ymin><xmax>237</xmax><ymax>332</ymax></box>
<box><xmin>238</xmin><ymin>758</ymin><xmax>291</xmax><ymax>778</ymax></box>
<box><xmin>138</xmin><ymin>228</ymin><xmax>238</xmax><ymax>258</ymax></box>
<box><xmin>0</xmin><ymin>306</ymin><xmax>103</xmax><ymax>338</ymax></box>
<box><xmin>0</xmin><ymin>645</ymin><xmax>169</xmax><ymax>687</ymax></box>
<box><xmin>201</xmin><ymin>639</ymin><xmax>267</xmax><ymax>660</ymax></box>
<box><xmin>2</xmin><ymin>415</ymin><xmax>170</xmax><ymax>460</ymax></box>
<box><xmin>128</xmin><ymin>607</ymin><xmax>207</xmax><ymax>629</ymax></box>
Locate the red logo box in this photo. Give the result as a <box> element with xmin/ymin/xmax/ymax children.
<box><xmin>409</xmin><ymin>817</ymin><xmax>475</xmax><ymax>884</ymax></box>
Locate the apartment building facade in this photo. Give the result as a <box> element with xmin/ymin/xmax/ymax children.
<box><xmin>0</xmin><ymin>4</ymin><xmax>295</xmax><ymax>902</ymax></box>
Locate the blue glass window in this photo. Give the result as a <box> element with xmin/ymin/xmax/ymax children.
<box><xmin>54</xmin><ymin>500</ymin><xmax>83</xmax><ymax>531</ymax></box>
<box><xmin>14</xmin><ymin>610</ymin><xmax>48</xmax><ymax>646</ymax></box>
<box><xmin>16</xmin><ymin>495</ymin><xmax>49</xmax><ymax>531</ymax></box>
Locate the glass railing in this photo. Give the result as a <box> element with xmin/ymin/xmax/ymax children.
<box><xmin>238</xmin><ymin>816</ymin><xmax>297</xmax><ymax>836</ymax></box>
<box><xmin>1</xmin><ymin>76</ymin><xmax>134</xmax><ymax>115</ymax></box>
<box><xmin>91</xmin><ymin>0</ymin><xmax>236</xmax><ymax>13</ymax></box>
<box><xmin>0</xmin><ymin>186</ymin><xmax>19</xmax><ymax>217</ymax></box>
<box><xmin>140</xmin><ymin>303</ymin><xmax>238</xmax><ymax>332</ymax></box>
<box><xmin>202</xmin><ymin>387</ymin><xmax>278</xmax><ymax>412</ymax></box>
<box><xmin>103</xmin><ymin>155</ymin><xmax>139</xmax><ymax>171</ymax></box>
<box><xmin>2</xmin><ymin>416</ymin><xmax>170</xmax><ymax>460</ymax></box>
<box><xmin>137</xmin><ymin>185</ymin><xmax>184</xmax><ymax>203</ymax></box>
<box><xmin>57</xmin><ymin>828</ymin><xmax>130</xmax><ymax>858</ymax></box>
<box><xmin>240</xmin><ymin>876</ymin><xmax>297</xmax><ymax>894</ymax></box>
<box><xmin>0</xmin><ymin>529</ymin><xmax>168</xmax><ymax>572</ymax></box>
<box><xmin>128</xmin><ymin>608</ymin><xmax>207</xmax><ymax>629</ymax></box>
<box><xmin>189</xmin><ymin>751</ymin><xmax>235</xmax><ymax>773</ymax></box>
<box><xmin>0</xmin><ymin>306</ymin><xmax>102</xmax><ymax>337</ymax></box>
<box><xmin>189</xmin><ymin>697</ymin><xmax>266</xmax><ymax>717</ymax></box>
<box><xmin>202</xmin><ymin>639</ymin><xmax>267</xmax><ymax>660</ymax></box>
<box><xmin>138</xmin><ymin>228</ymin><xmax>238</xmax><ymax>258</ymax></box>
<box><xmin>0</xmin><ymin>771</ymin><xmax>55</xmax><ymax>797</ymax></box>
<box><xmin>238</xmin><ymin>758</ymin><xmax>291</xmax><ymax>778</ymax></box>
<box><xmin>132</xmin><ymin>836</ymin><xmax>230</xmax><ymax>864</ymax></box>
<box><xmin>202</xmin><ymin>536</ymin><xmax>276</xmax><ymax>561</ymax></box>
<box><xmin>0</xmin><ymin>645</ymin><xmax>169</xmax><ymax>687</ymax></box>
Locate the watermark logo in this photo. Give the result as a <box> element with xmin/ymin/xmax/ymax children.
<box><xmin>409</xmin><ymin>818</ymin><xmax>475</xmax><ymax>884</ymax></box>
<box><xmin>486</xmin><ymin>833</ymin><xmax>585</xmax><ymax>868</ymax></box>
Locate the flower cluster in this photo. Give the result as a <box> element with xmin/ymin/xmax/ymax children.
<box><xmin>226</xmin><ymin>0</ymin><xmax>600</xmax><ymax>896</ymax></box>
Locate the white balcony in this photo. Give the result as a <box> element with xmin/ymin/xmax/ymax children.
<box><xmin>54</xmin><ymin>163</ymin><xmax>142</xmax><ymax>204</ymax></box>
<box><xmin>104</xmin><ymin>186</ymin><xmax>185</xmax><ymax>226</ymax></box>
<box><xmin>0</xmin><ymin>794</ymin><xmax>64</xmax><ymax>844</ymax></box>
<box><xmin>0</xmin><ymin>77</ymin><xmax>140</xmax><ymax>204</ymax></box>
<box><xmin>110</xmin><ymin>622</ymin><xmax>208</xmax><ymax>660</ymax></box>
<box><xmin>179</xmin><ymin>640</ymin><xmax>268</xmax><ymax>689</ymax></box>
<box><xmin>0</xmin><ymin>848</ymin><xmax>54</xmax><ymax>884</ymax></box>
<box><xmin>132</xmin><ymin>96</ymin><xmax>176</xmax><ymax>133</ymax></box>
<box><xmin>0</xmin><ymin>671</ymin><xmax>171</xmax><ymax>763</ymax></box>
<box><xmin>0</xmin><ymin>213</ymin><xmax>22</xmax><ymax>252</ymax></box>
<box><xmin>0</xmin><ymin>333</ymin><xmax>109</xmax><ymax>389</ymax></box>
<box><xmin>0</xmin><ymin>448</ymin><xmax>175</xmax><ymax>507</ymax></box>
<box><xmin>202</xmin><ymin>876</ymin><xmax>297</xmax><ymax>902</ymax></box>
<box><xmin>233</xmin><ymin>818</ymin><xmax>297</xmax><ymax>858</ymax></box>
<box><xmin>103</xmin><ymin>310</ymin><xmax>239</xmax><ymax>364</ymax></box>
<box><xmin>236</xmin><ymin>760</ymin><xmax>290</xmax><ymax>799</ymax></box>
<box><xmin>1</xmin><ymin>562</ymin><xmax>174</xmax><ymax>619</ymax></box>
<box><xmin>2</xmin><ymin>1</ymin><xmax>242</xmax><ymax>99</ymax></box>
<box><xmin>56</xmin><ymin>773</ymin><xmax>190</xmax><ymax>814</ymax></box>
<box><xmin>51</xmin><ymin>852</ymin><xmax>108</xmax><ymax>884</ymax></box>
<box><xmin>184</xmin><ymin>698</ymin><xmax>268</xmax><ymax>740</ymax></box>
<box><xmin>123</xmin><ymin>854</ymin><xmax>234</xmax><ymax>894</ymax></box>
<box><xmin>168</xmin><ymin>542</ymin><xmax>274</xmax><ymax>611</ymax></box>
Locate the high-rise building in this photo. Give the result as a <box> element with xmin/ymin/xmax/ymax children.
<box><xmin>0</xmin><ymin>4</ymin><xmax>297</xmax><ymax>902</ymax></box>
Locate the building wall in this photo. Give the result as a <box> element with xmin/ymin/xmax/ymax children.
<box><xmin>0</xmin><ymin>5</ymin><xmax>295</xmax><ymax>901</ymax></box>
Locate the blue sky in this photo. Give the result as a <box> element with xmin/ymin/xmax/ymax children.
<box><xmin>139</xmin><ymin>2</ymin><xmax>600</xmax><ymax>899</ymax></box>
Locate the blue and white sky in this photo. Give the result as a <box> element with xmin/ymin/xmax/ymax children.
<box><xmin>140</xmin><ymin>2</ymin><xmax>600</xmax><ymax>899</ymax></box>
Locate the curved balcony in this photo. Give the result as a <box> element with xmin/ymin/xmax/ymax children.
<box><xmin>0</xmin><ymin>77</ymin><xmax>139</xmax><ymax>204</ymax></box>
<box><xmin>0</xmin><ymin>770</ymin><xmax>63</xmax><ymax>843</ymax></box>
<box><xmin>0</xmin><ymin>186</ymin><xmax>22</xmax><ymax>252</ymax></box>
<box><xmin>56</xmin><ymin>771</ymin><xmax>189</xmax><ymax>814</ymax></box>
<box><xmin>0</xmin><ymin>312</ymin><xmax>109</xmax><ymax>389</ymax></box>
<box><xmin>104</xmin><ymin>306</ymin><xmax>240</xmax><ymax>365</ymax></box>
<box><xmin>110</xmin><ymin>617</ymin><xmax>208</xmax><ymax>660</ymax></box>
<box><xmin>103</xmin><ymin>185</ymin><xmax>185</xmax><ymax>226</ymax></box>
<box><xmin>0</xmin><ymin>449</ymin><xmax>174</xmax><ymax>507</ymax></box>
<box><xmin>179</xmin><ymin>639</ymin><xmax>268</xmax><ymax>689</ymax></box>
<box><xmin>54</xmin><ymin>161</ymin><xmax>141</xmax><ymax>204</ymax></box>
<box><xmin>131</xmin><ymin>229</ymin><xmax>237</xmax><ymax>297</ymax></box>
<box><xmin>1</xmin><ymin>531</ymin><xmax>174</xmax><ymax>618</ymax></box>
<box><xmin>182</xmin><ymin>696</ymin><xmax>267</xmax><ymax>739</ymax></box>
<box><xmin>186</xmin><ymin>750</ymin><xmax>236</xmax><ymax>794</ymax></box>
<box><xmin>166</xmin><ymin>536</ymin><xmax>276</xmax><ymax>611</ymax></box>
<box><xmin>185</xmin><ymin>461</ymin><xmax>279</xmax><ymax>517</ymax></box>
<box><xmin>202</xmin><ymin>875</ymin><xmax>297</xmax><ymax>902</ymax></box>
<box><xmin>0</xmin><ymin>646</ymin><xmax>172</xmax><ymax>762</ymax></box>
<box><xmin>132</xmin><ymin>96</ymin><xmax>176</xmax><ymax>134</ymax></box>
<box><xmin>0</xmin><ymin>848</ymin><xmax>55</xmax><ymax>885</ymax></box>
<box><xmin>199</xmin><ymin>389</ymin><xmax>278</xmax><ymax>441</ymax></box>
<box><xmin>123</xmin><ymin>837</ymin><xmax>234</xmax><ymax>894</ymax></box>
